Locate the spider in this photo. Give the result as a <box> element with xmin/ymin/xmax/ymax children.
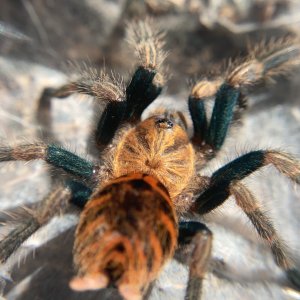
<box><xmin>0</xmin><ymin>20</ymin><xmax>300</xmax><ymax>300</ymax></box>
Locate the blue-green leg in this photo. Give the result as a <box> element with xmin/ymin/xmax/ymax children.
<box><xmin>0</xmin><ymin>143</ymin><xmax>95</xmax><ymax>180</ymax></box>
<box><xmin>192</xmin><ymin>150</ymin><xmax>300</xmax><ymax>291</ymax></box>
<box><xmin>206</xmin><ymin>83</ymin><xmax>240</xmax><ymax>150</ymax></box>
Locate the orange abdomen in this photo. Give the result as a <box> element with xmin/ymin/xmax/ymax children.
<box><xmin>70</xmin><ymin>173</ymin><xmax>178</xmax><ymax>300</ymax></box>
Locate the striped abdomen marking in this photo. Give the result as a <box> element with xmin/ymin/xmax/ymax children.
<box><xmin>70</xmin><ymin>173</ymin><xmax>177</xmax><ymax>300</ymax></box>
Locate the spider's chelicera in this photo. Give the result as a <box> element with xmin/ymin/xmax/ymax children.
<box><xmin>1</xmin><ymin>21</ymin><xmax>300</xmax><ymax>300</ymax></box>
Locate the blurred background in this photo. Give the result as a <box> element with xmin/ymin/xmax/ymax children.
<box><xmin>0</xmin><ymin>0</ymin><xmax>300</xmax><ymax>299</ymax></box>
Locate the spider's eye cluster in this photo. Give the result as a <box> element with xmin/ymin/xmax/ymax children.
<box><xmin>155</xmin><ymin>118</ymin><xmax>174</xmax><ymax>129</ymax></box>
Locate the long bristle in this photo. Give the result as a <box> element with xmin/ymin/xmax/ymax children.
<box><xmin>89</xmin><ymin>71</ymin><xmax>126</xmax><ymax>102</ymax></box>
<box><xmin>64</xmin><ymin>62</ymin><xmax>126</xmax><ymax>102</ymax></box>
<box><xmin>126</xmin><ymin>20</ymin><xmax>167</xmax><ymax>70</ymax></box>
<box><xmin>191</xmin><ymin>78</ymin><xmax>223</xmax><ymax>99</ymax></box>
<box><xmin>227</xmin><ymin>38</ymin><xmax>300</xmax><ymax>87</ymax></box>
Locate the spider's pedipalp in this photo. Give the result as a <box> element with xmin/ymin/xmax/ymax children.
<box><xmin>0</xmin><ymin>143</ymin><xmax>95</xmax><ymax>180</ymax></box>
<box><xmin>253</xmin><ymin>38</ymin><xmax>300</xmax><ymax>72</ymax></box>
<box><xmin>228</xmin><ymin>39</ymin><xmax>300</xmax><ymax>88</ymax></box>
<box><xmin>188</xmin><ymin>39</ymin><xmax>300</xmax><ymax>153</ymax></box>
<box><xmin>188</xmin><ymin>76</ymin><xmax>243</xmax><ymax>151</ymax></box>
<box><xmin>227</xmin><ymin>44</ymin><xmax>300</xmax><ymax>88</ymax></box>
<box><xmin>63</xmin><ymin>21</ymin><xmax>168</xmax><ymax>149</ymax></box>
<box><xmin>206</xmin><ymin>83</ymin><xmax>240</xmax><ymax>150</ymax></box>
<box><xmin>190</xmin><ymin>78</ymin><xmax>223</xmax><ymax>100</ymax></box>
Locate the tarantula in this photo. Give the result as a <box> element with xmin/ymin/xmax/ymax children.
<box><xmin>0</xmin><ymin>20</ymin><xmax>300</xmax><ymax>300</ymax></box>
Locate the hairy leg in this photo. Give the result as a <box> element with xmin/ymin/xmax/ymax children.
<box><xmin>192</xmin><ymin>150</ymin><xmax>300</xmax><ymax>289</ymax></box>
<box><xmin>189</xmin><ymin>40</ymin><xmax>300</xmax><ymax>153</ymax></box>
<box><xmin>37</xmin><ymin>21</ymin><xmax>166</xmax><ymax>150</ymax></box>
<box><xmin>177</xmin><ymin>221</ymin><xmax>213</xmax><ymax>300</ymax></box>
<box><xmin>194</xmin><ymin>150</ymin><xmax>300</xmax><ymax>214</ymax></box>
<box><xmin>0</xmin><ymin>180</ymin><xmax>92</xmax><ymax>263</ymax></box>
<box><xmin>230</xmin><ymin>182</ymin><xmax>300</xmax><ymax>289</ymax></box>
<box><xmin>0</xmin><ymin>143</ymin><xmax>96</xmax><ymax>180</ymax></box>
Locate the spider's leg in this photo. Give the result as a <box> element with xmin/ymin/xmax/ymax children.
<box><xmin>38</xmin><ymin>84</ymin><xmax>79</xmax><ymax>114</ymax></box>
<box><xmin>177</xmin><ymin>221</ymin><xmax>212</xmax><ymax>300</ymax></box>
<box><xmin>0</xmin><ymin>218</ymin><xmax>39</xmax><ymax>264</ymax></box>
<box><xmin>0</xmin><ymin>186</ymin><xmax>71</xmax><ymax>263</ymax></box>
<box><xmin>0</xmin><ymin>180</ymin><xmax>92</xmax><ymax>263</ymax></box>
<box><xmin>0</xmin><ymin>181</ymin><xmax>92</xmax><ymax>263</ymax></box>
<box><xmin>38</xmin><ymin>82</ymin><xmax>79</xmax><ymax>109</ymax></box>
<box><xmin>189</xmin><ymin>40</ymin><xmax>300</xmax><ymax>152</ymax></box>
<box><xmin>37</xmin><ymin>83</ymin><xmax>90</xmax><ymax>141</ymax></box>
<box><xmin>194</xmin><ymin>149</ymin><xmax>300</xmax><ymax>214</ymax></box>
<box><xmin>192</xmin><ymin>150</ymin><xmax>300</xmax><ymax>290</ymax></box>
<box><xmin>37</xmin><ymin>70</ymin><xmax>128</xmax><ymax>147</ymax></box>
<box><xmin>38</xmin><ymin>21</ymin><xmax>166</xmax><ymax>149</ymax></box>
<box><xmin>37</xmin><ymin>76</ymin><xmax>127</xmax><ymax>150</ymax></box>
<box><xmin>125</xmin><ymin>21</ymin><xmax>166</xmax><ymax>122</ymax></box>
<box><xmin>230</xmin><ymin>182</ymin><xmax>300</xmax><ymax>289</ymax></box>
<box><xmin>95</xmin><ymin>21</ymin><xmax>166</xmax><ymax>149</ymax></box>
<box><xmin>38</xmin><ymin>84</ymin><xmax>79</xmax><ymax>120</ymax></box>
<box><xmin>0</xmin><ymin>143</ymin><xmax>96</xmax><ymax>180</ymax></box>
<box><xmin>66</xmin><ymin>179</ymin><xmax>92</xmax><ymax>208</ymax></box>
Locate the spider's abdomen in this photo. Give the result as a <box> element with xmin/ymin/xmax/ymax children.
<box><xmin>70</xmin><ymin>173</ymin><xmax>178</xmax><ymax>300</ymax></box>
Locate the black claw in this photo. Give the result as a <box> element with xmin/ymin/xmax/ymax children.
<box><xmin>286</xmin><ymin>268</ymin><xmax>300</xmax><ymax>290</ymax></box>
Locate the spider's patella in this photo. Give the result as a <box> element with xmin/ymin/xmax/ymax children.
<box><xmin>0</xmin><ymin>21</ymin><xmax>300</xmax><ymax>300</ymax></box>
